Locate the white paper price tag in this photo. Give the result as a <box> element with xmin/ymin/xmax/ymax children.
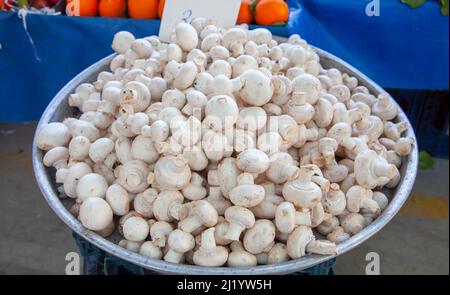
<box><xmin>159</xmin><ymin>0</ymin><xmax>241</xmax><ymax>42</ymax></box>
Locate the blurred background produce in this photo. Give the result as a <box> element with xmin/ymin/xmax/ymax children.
<box><xmin>0</xmin><ymin>0</ymin><xmax>291</xmax><ymax>25</ymax></box>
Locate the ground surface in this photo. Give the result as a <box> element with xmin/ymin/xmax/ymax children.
<box><xmin>0</xmin><ymin>123</ymin><xmax>448</xmax><ymax>275</ymax></box>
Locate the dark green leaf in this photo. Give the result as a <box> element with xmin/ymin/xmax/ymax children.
<box><xmin>249</xmin><ymin>0</ymin><xmax>258</xmax><ymax>17</ymax></box>
<box><xmin>419</xmin><ymin>151</ymin><xmax>435</xmax><ymax>170</ymax></box>
<box><xmin>441</xmin><ymin>0</ymin><xmax>449</xmax><ymax>16</ymax></box>
<box><xmin>401</xmin><ymin>0</ymin><xmax>426</xmax><ymax>8</ymax></box>
<box><xmin>271</xmin><ymin>21</ymin><xmax>286</xmax><ymax>27</ymax></box>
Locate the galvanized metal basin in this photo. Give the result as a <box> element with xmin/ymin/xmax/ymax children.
<box><xmin>32</xmin><ymin>43</ymin><xmax>418</xmax><ymax>275</ymax></box>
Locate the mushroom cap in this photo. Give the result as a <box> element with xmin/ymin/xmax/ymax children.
<box><xmin>139</xmin><ymin>241</ymin><xmax>163</xmax><ymax>259</ymax></box>
<box><xmin>257</xmin><ymin>132</ymin><xmax>283</xmax><ymax>155</ymax></box>
<box><xmin>222</xmin><ymin>27</ymin><xmax>247</xmax><ymax>48</ymax></box>
<box><xmin>236</xmin><ymin>149</ymin><xmax>270</xmax><ymax>174</ymax></box>
<box><xmin>205</xmin><ymin>95</ymin><xmax>239</xmax><ymax>126</ymax></box>
<box><xmin>275</xmin><ymin>202</ymin><xmax>296</xmax><ymax>234</ymax></box>
<box><xmin>123</xmin><ymin>216</ymin><xmax>150</xmax><ymax>242</ymax></box>
<box><xmin>171</xmin><ymin>116</ymin><xmax>202</xmax><ymax>147</ymax></box>
<box><xmin>134</xmin><ymin>188</ymin><xmax>158</xmax><ymax>218</ymax></box>
<box><xmin>353</xmin><ymin>116</ymin><xmax>383</xmax><ymax>141</ymax></box>
<box><xmin>346</xmin><ymin>185</ymin><xmax>372</xmax><ymax>213</ymax></box>
<box><xmin>327</xmin><ymin>226</ymin><xmax>350</xmax><ymax>244</ymax></box>
<box><xmin>121</xmin><ymin>81</ymin><xmax>151</xmax><ymax>113</ymax></box>
<box><xmin>266</xmin><ymin>115</ymin><xmax>299</xmax><ymax>147</ymax></box>
<box><xmin>266</xmin><ymin>152</ymin><xmax>300</xmax><ymax>184</ymax></box>
<box><xmin>79</xmin><ymin>197</ymin><xmax>113</xmax><ymax>231</ymax></box>
<box><xmin>63</xmin><ymin>162</ymin><xmax>93</xmax><ymax>198</ymax></box>
<box><xmin>224</xmin><ymin>206</ymin><xmax>255</xmax><ymax>229</ymax></box>
<box><xmin>306</xmin><ymin>240</ymin><xmax>337</xmax><ymax>255</ymax></box>
<box><xmin>89</xmin><ymin>138</ymin><xmax>114</xmax><ymax>163</ymax></box>
<box><xmin>43</xmin><ymin>146</ymin><xmax>69</xmax><ymax>167</ymax></box>
<box><xmin>173</xmin><ymin>61</ymin><xmax>198</xmax><ymax>90</ymax></box>
<box><xmin>167</xmin><ymin>229</ymin><xmax>195</xmax><ymax>253</ymax></box>
<box><xmin>154</xmin><ymin>155</ymin><xmax>192</xmax><ymax>191</ymax></box>
<box><xmin>282</xmin><ymin>179</ymin><xmax>322</xmax><ymax>209</ymax></box>
<box><xmin>231</xmin><ymin>55</ymin><xmax>259</xmax><ymax>77</ymax></box>
<box><xmin>193</xmin><ymin>245</ymin><xmax>229</xmax><ymax>267</ymax></box>
<box><xmin>150</xmin><ymin>221</ymin><xmax>173</xmax><ymax>238</ymax></box>
<box><xmin>243</xmin><ymin>220</ymin><xmax>276</xmax><ymax>254</ymax></box>
<box><xmin>76</xmin><ymin>173</ymin><xmax>108</xmax><ymax>201</ymax></box>
<box><xmin>292</xmin><ymin>74</ymin><xmax>321</xmax><ymax>104</ymax></box>
<box><xmin>354</xmin><ymin>149</ymin><xmax>396</xmax><ymax>189</ymax></box>
<box><xmin>68</xmin><ymin>136</ymin><xmax>91</xmax><ymax>161</ymax></box>
<box><xmin>267</xmin><ymin>243</ymin><xmax>290</xmax><ymax>264</ymax></box>
<box><xmin>372</xmin><ymin>94</ymin><xmax>398</xmax><ymax>120</ymax></box>
<box><xmin>250</xmin><ymin>190</ymin><xmax>284</xmax><ymax>219</ymax></box>
<box><xmin>217</xmin><ymin>157</ymin><xmax>240</xmax><ymax>198</ymax></box>
<box><xmin>286</xmin><ymin>225</ymin><xmax>315</xmax><ymax>259</ymax></box>
<box><xmin>327</xmin><ymin>122</ymin><xmax>352</xmax><ymax>144</ymax></box>
<box><xmin>105</xmin><ymin>184</ymin><xmax>130</xmax><ymax>216</ymax></box>
<box><xmin>239</xmin><ymin>69</ymin><xmax>274</xmax><ymax>106</ymax></box>
<box><xmin>36</xmin><ymin>122</ymin><xmax>71</xmax><ymax>151</ymax></box>
<box><xmin>152</xmin><ymin>190</ymin><xmax>184</xmax><ymax>222</ymax></box>
<box><xmin>341</xmin><ymin>213</ymin><xmax>365</xmax><ymax>235</ymax></box>
<box><xmin>229</xmin><ymin>184</ymin><xmax>265</xmax><ymax>207</ymax></box>
<box><xmin>209</xmin><ymin>60</ymin><xmax>232</xmax><ymax>78</ymax></box>
<box><xmin>201</xmin><ymin>129</ymin><xmax>228</xmax><ymax>161</ymax></box>
<box><xmin>131</xmin><ymin>136</ymin><xmax>158</xmax><ymax>164</ymax></box>
<box><xmin>174</xmin><ymin>22</ymin><xmax>199</xmax><ymax>52</ymax></box>
<box><xmin>190</xmin><ymin>200</ymin><xmax>219</xmax><ymax>227</ymax></box>
<box><xmin>117</xmin><ymin>160</ymin><xmax>150</xmax><ymax>194</ymax></box>
<box><xmin>227</xmin><ymin>251</ymin><xmax>258</xmax><ymax>267</ymax></box>
<box><xmin>373</xmin><ymin>191</ymin><xmax>389</xmax><ymax>210</ymax></box>
<box><xmin>112</xmin><ymin>31</ymin><xmax>135</xmax><ymax>54</ymax></box>
<box><xmin>236</xmin><ymin>107</ymin><xmax>267</xmax><ymax>132</ymax></box>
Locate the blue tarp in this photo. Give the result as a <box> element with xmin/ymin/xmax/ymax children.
<box><xmin>0</xmin><ymin>0</ymin><xmax>448</xmax><ymax>122</ymax></box>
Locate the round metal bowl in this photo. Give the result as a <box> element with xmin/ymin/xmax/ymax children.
<box><xmin>32</xmin><ymin>43</ymin><xmax>418</xmax><ymax>275</ymax></box>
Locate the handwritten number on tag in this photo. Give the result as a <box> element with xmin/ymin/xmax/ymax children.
<box><xmin>182</xmin><ymin>9</ymin><xmax>193</xmax><ymax>23</ymax></box>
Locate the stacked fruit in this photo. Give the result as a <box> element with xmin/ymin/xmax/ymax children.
<box><xmin>1</xmin><ymin>0</ymin><xmax>290</xmax><ymax>27</ymax></box>
<box><xmin>69</xmin><ymin>0</ymin><xmax>290</xmax><ymax>26</ymax></box>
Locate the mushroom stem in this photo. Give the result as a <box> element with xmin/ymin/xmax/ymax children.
<box><xmin>164</xmin><ymin>249</ymin><xmax>184</xmax><ymax>264</ymax></box>
<box><xmin>199</xmin><ymin>228</ymin><xmax>217</xmax><ymax>251</ymax></box>
<box><xmin>169</xmin><ymin>203</ymin><xmax>188</xmax><ymax>221</ymax></box>
<box><xmin>297</xmin><ymin>166</ymin><xmax>315</xmax><ymax>183</ymax></box>
<box><xmin>373</xmin><ymin>162</ymin><xmax>396</xmax><ymax>178</ymax></box>
<box><xmin>237</xmin><ymin>173</ymin><xmax>254</xmax><ymax>185</ymax></box>
<box><xmin>178</xmin><ymin>216</ymin><xmax>203</xmax><ymax>233</ymax></box>
<box><xmin>291</xmin><ymin>91</ymin><xmax>307</xmax><ymax>105</ymax></box>
<box><xmin>281</xmin><ymin>165</ymin><xmax>300</xmax><ymax>181</ymax></box>
<box><xmin>295</xmin><ymin>210</ymin><xmax>312</xmax><ymax>226</ymax></box>
<box><xmin>378</xmin><ymin>95</ymin><xmax>389</xmax><ymax>107</ymax></box>
<box><xmin>306</xmin><ymin>240</ymin><xmax>337</xmax><ymax>255</ymax></box>
<box><xmin>225</xmin><ymin>222</ymin><xmax>244</xmax><ymax>241</ymax></box>
<box><xmin>152</xmin><ymin>232</ymin><xmax>167</xmax><ymax>247</ymax></box>
<box><xmin>355</xmin><ymin>117</ymin><xmax>370</xmax><ymax>130</ymax></box>
<box><xmin>311</xmin><ymin>175</ymin><xmax>330</xmax><ymax>192</ymax></box>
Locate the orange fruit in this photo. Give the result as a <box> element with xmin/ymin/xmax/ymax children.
<box><xmin>66</xmin><ymin>0</ymin><xmax>99</xmax><ymax>17</ymax></box>
<box><xmin>237</xmin><ymin>0</ymin><xmax>253</xmax><ymax>24</ymax></box>
<box><xmin>128</xmin><ymin>0</ymin><xmax>158</xmax><ymax>19</ymax></box>
<box><xmin>158</xmin><ymin>0</ymin><xmax>165</xmax><ymax>19</ymax></box>
<box><xmin>99</xmin><ymin>0</ymin><xmax>126</xmax><ymax>18</ymax></box>
<box><xmin>254</xmin><ymin>0</ymin><xmax>289</xmax><ymax>26</ymax></box>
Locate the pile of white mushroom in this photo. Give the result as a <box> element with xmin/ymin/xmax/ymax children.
<box><xmin>35</xmin><ymin>19</ymin><xmax>414</xmax><ymax>267</ymax></box>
